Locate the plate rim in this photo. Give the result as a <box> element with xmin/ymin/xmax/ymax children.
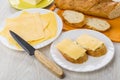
<box><xmin>50</xmin><ymin>29</ymin><xmax>115</xmax><ymax>72</ymax></box>
<box><xmin>0</xmin><ymin>8</ymin><xmax>63</xmax><ymax>51</ymax></box>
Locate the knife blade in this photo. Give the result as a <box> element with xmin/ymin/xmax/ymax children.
<box><xmin>9</xmin><ymin>30</ymin><xmax>64</xmax><ymax>78</ymax></box>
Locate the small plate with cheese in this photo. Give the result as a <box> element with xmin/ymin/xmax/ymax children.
<box><xmin>50</xmin><ymin>29</ymin><xmax>114</xmax><ymax>72</ymax></box>
<box><xmin>0</xmin><ymin>9</ymin><xmax>63</xmax><ymax>50</ymax></box>
<box><xmin>8</xmin><ymin>0</ymin><xmax>54</xmax><ymax>10</ymax></box>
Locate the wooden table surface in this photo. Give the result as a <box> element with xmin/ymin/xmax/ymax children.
<box><xmin>0</xmin><ymin>0</ymin><xmax>120</xmax><ymax>80</ymax></box>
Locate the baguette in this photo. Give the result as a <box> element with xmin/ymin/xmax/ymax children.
<box><xmin>55</xmin><ymin>0</ymin><xmax>120</xmax><ymax>19</ymax></box>
<box><xmin>86</xmin><ymin>1</ymin><xmax>120</xmax><ymax>19</ymax></box>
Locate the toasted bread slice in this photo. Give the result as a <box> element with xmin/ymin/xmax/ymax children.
<box><xmin>56</xmin><ymin>39</ymin><xmax>88</xmax><ymax>63</ymax></box>
<box><xmin>62</xmin><ymin>52</ymin><xmax>88</xmax><ymax>63</ymax></box>
<box><xmin>87</xmin><ymin>44</ymin><xmax>107</xmax><ymax>57</ymax></box>
<box><xmin>62</xmin><ymin>10</ymin><xmax>86</xmax><ymax>28</ymax></box>
<box><xmin>76</xmin><ymin>34</ymin><xmax>107</xmax><ymax>57</ymax></box>
<box><xmin>85</xmin><ymin>18</ymin><xmax>110</xmax><ymax>31</ymax></box>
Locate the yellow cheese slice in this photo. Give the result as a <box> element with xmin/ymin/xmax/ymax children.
<box><xmin>56</xmin><ymin>39</ymin><xmax>86</xmax><ymax>60</ymax></box>
<box><xmin>1</xmin><ymin>12</ymin><xmax>48</xmax><ymax>41</ymax></box>
<box><xmin>76</xmin><ymin>34</ymin><xmax>103</xmax><ymax>51</ymax></box>
<box><xmin>40</xmin><ymin>12</ymin><xmax>57</xmax><ymax>36</ymax></box>
<box><xmin>29</xmin><ymin>12</ymin><xmax>58</xmax><ymax>45</ymax></box>
<box><xmin>56</xmin><ymin>39</ymin><xmax>73</xmax><ymax>52</ymax></box>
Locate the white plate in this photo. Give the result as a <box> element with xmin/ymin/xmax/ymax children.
<box><xmin>50</xmin><ymin>29</ymin><xmax>114</xmax><ymax>72</ymax></box>
<box><xmin>0</xmin><ymin>9</ymin><xmax>63</xmax><ymax>51</ymax></box>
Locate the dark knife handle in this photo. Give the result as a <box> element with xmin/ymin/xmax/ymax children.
<box><xmin>34</xmin><ymin>50</ymin><xmax>64</xmax><ymax>78</ymax></box>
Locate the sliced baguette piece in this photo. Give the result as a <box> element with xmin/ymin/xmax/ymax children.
<box><xmin>85</xmin><ymin>17</ymin><xmax>110</xmax><ymax>31</ymax></box>
<box><xmin>62</xmin><ymin>10</ymin><xmax>86</xmax><ymax>28</ymax></box>
<box><xmin>76</xmin><ymin>34</ymin><xmax>107</xmax><ymax>57</ymax></box>
<box><xmin>56</xmin><ymin>39</ymin><xmax>88</xmax><ymax>64</ymax></box>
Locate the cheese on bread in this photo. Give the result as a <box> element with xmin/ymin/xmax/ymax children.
<box><xmin>76</xmin><ymin>34</ymin><xmax>103</xmax><ymax>51</ymax></box>
<box><xmin>76</xmin><ymin>34</ymin><xmax>107</xmax><ymax>57</ymax></box>
<box><xmin>56</xmin><ymin>39</ymin><xmax>86</xmax><ymax>60</ymax></box>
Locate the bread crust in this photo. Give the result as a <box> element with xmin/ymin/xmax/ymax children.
<box><xmin>84</xmin><ymin>25</ymin><xmax>110</xmax><ymax>32</ymax></box>
<box><xmin>63</xmin><ymin>17</ymin><xmax>86</xmax><ymax>28</ymax></box>
<box><xmin>61</xmin><ymin>52</ymin><xmax>88</xmax><ymax>63</ymax></box>
<box><xmin>86</xmin><ymin>1</ymin><xmax>118</xmax><ymax>18</ymax></box>
<box><xmin>87</xmin><ymin>44</ymin><xmax>107</xmax><ymax>57</ymax></box>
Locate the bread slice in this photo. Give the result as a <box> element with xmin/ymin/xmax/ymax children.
<box><xmin>62</xmin><ymin>52</ymin><xmax>88</xmax><ymax>63</ymax></box>
<box><xmin>87</xmin><ymin>44</ymin><xmax>107</xmax><ymax>57</ymax></box>
<box><xmin>56</xmin><ymin>39</ymin><xmax>88</xmax><ymax>63</ymax></box>
<box><xmin>62</xmin><ymin>10</ymin><xmax>86</xmax><ymax>28</ymax></box>
<box><xmin>85</xmin><ymin>18</ymin><xmax>110</xmax><ymax>31</ymax></box>
<box><xmin>76</xmin><ymin>34</ymin><xmax>107</xmax><ymax>57</ymax></box>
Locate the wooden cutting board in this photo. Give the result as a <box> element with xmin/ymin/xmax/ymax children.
<box><xmin>57</xmin><ymin>9</ymin><xmax>120</xmax><ymax>42</ymax></box>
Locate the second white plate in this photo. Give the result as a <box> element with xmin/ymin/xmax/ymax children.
<box><xmin>0</xmin><ymin>9</ymin><xmax>63</xmax><ymax>51</ymax></box>
<box><xmin>50</xmin><ymin>29</ymin><xmax>114</xmax><ymax>72</ymax></box>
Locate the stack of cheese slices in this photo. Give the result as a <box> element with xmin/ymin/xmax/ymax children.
<box><xmin>56</xmin><ymin>34</ymin><xmax>107</xmax><ymax>64</ymax></box>
<box><xmin>0</xmin><ymin>11</ymin><xmax>57</xmax><ymax>48</ymax></box>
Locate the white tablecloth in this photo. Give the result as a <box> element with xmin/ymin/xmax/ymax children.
<box><xmin>0</xmin><ymin>0</ymin><xmax>120</xmax><ymax>80</ymax></box>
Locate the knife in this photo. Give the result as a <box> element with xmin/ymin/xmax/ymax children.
<box><xmin>9</xmin><ymin>30</ymin><xmax>64</xmax><ymax>78</ymax></box>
